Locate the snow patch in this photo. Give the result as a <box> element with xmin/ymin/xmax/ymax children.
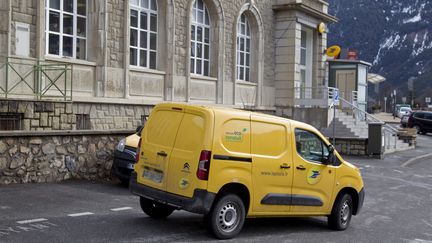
<box><xmin>373</xmin><ymin>34</ymin><xmax>401</xmax><ymax>65</ymax></box>
<box><xmin>403</xmin><ymin>13</ymin><xmax>421</xmax><ymax>24</ymax></box>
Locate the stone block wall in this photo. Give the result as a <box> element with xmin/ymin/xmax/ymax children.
<box><xmin>0</xmin><ymin>99</ymin><xmax>152</xmax><ymax>131</ymax></box>
<box><xmin>333</xmin><ymin>138</ymin><xmax>368</xmax><ymax>156</ymax></box>
<box><xmin>0</xmin><ymin>131</ymin><xmax>132</xmax><ymax>184</ymax></box>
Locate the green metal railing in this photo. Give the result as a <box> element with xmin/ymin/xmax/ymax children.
<box><xmin>0</xmin><ymin>57</ymin><xmax>73</xmax><ymax>101</ymax></box>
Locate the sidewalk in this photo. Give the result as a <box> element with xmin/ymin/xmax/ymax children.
<box><xmin>373</xmin><ymin>112</ymin><xmax>401</xmax><ymax>124</ymax></box>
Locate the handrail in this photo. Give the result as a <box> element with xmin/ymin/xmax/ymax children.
<box><xmin>339</xmin><ymin>96</ymin><xmax>398</xmax><ymax>134</ymax></box>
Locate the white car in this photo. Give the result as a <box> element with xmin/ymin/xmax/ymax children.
<box><xmin>398</xmin><ymin>107</ymin><xmax>412</xmax><ymax>118</ymax></box>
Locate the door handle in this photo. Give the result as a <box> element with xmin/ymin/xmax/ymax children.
<box><xmin>157</xmin><ymin>151</ymin><xmax>167</xmax><ymax>157</ymax></box>
<box><xmin>296</xmin><ymin>165</ymin><xmax>306</xmax><ymax>171</ymax></box>
<box><xmin>280</xmin><ymin>164</ymin><xmax>291</xmax><ymax>169</ymax></box>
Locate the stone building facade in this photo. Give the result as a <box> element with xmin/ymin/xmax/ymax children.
<box><xmin>0</xmin><ymin>0</ymin><xmax>336</xmax><ymax>131</ymax></box>
<box><xmin>0</xmin><ymin>0</ymin><xmax>338</xmax><ymax>184</ymax></box>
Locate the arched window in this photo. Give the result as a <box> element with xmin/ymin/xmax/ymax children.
<box><xmin>236</xmin><ymin>13</ymin><xmax>251</xmax><ymax>81</ymax></box>
<box><xmin>130</xmin><ymin>0</ymin><xmax>158</xmax><ymax>69</ymax></box>
<box><xmin>190</xmin><ymin>0</ymin><xmax>210</xmax><ymax>76</ymax></box>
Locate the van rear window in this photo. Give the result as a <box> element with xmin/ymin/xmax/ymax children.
<box><xmin>174</xmin><ymin>113</ymin><xmax>205</xmax><ymax>151</ymax></box>
<box><xmin>146</xmin><ymin>110</ymin><xmax>184</xmax><ymax>147</ymax></box>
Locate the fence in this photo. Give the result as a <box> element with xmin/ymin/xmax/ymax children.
<box><xmin>0</xmin><ymin>57</ymin><xmax>73</xmax><ymax>101</ymax></box>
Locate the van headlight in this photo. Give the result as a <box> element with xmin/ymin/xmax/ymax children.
<box><xmin>116</xmin><ymin>138</ymin><xmax>126</xmax><ymax>152</ymax></box>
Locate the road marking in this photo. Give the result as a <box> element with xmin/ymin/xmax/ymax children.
<box><xmin>67</xmin><ymin>212</ymin><xmax>94</xmax><ymax>217</ymax></box>
<box><xmin>110</xmin><ymin>207</ymin><xmax>133</xmax><ymax>212</ymax></box>
<box><xmin>401</xmin><ymin>153</ymin><xmax>432</xmax><ymax>167</ymax></box>
<box><xmin>16</xmin><ymin>218</ymin><xmax>48</xmax><ymax>224</ymax></box>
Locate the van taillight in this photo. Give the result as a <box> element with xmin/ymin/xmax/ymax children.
<box><xmin>197</xmin><ymin>150</ymin><xmax>211</xmax><ymax>180</ymax></box>
<box><xmin>136</xmin><ymin>138</ymin><xmax>142</xmax><ymax>162</ymax></box>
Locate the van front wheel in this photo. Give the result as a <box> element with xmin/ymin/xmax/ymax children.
<box><xmin>328</xmin><ymin>193</ymin><xmax>353</xmax><ymax>230</ymax></box>
<box><xmin>139</xmin><ymin>197</ymin><xmax>174</xmax><ymax>219</ymax></box>
<box><xmin>204</xmin><ymin>194</ymin><xmax>245</xmax><ymax>239</ymax></box>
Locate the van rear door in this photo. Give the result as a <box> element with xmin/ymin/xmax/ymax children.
<box><xmin>136</xmin><ymin>104</ymin><xmax>184</xmax><ymax>191</ymax></box>
<box><xmin>166</xmin><ymin>107</ymin><xmax>214</xmax><ymax>198</ymax></box>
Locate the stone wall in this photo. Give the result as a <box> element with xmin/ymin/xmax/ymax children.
<box><xmin>10</xmin><ymin>0</ymin><xmax>37</xmax><ymax>58</ymax></box>
<box><xmin>107</xmin><ymin>0</ymin><xmax>125</xmax><ymax>68</ymax></box>
<box><xmin>333</xmin><ymin>138</ymin><xmax>368</xmax><ymax>156</ymax></box>
<box><xmin>0</xmin><ymin>130</ymin><xmax>132</xmax><ymax>184</ymax></box>
<box><xmin>0</xmin><ymin>99</ymin><xmax>152</xmax><ymax>131</ymax></box>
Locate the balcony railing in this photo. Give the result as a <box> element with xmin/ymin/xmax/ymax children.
<box><xmin>292</xmin><ymin>86</ymin><xmax>331</xmax><ymax>108</ymax></box>
<box><xmin>0</xmin><ymin>57</ymin><xmax>73</xmax><ymax>101</ymax></box>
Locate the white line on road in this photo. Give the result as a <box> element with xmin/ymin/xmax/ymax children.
<box><xmin>17</xmin><ymin>218</ymin><xmax>48</xmax><ymax>224</ymax></box>
<box><xmin>401</xmin><ymin>153</ymin><xmax>432</xmax><ymax>167</ymax></box>
<box><xmin>110</xmin><ymin>207</ymin><xmax>133</xmax><ymax>212</ymax></box>
<box><xmin>67</xmin><ymin>212</ymin><xmax>94</xmax><ymax>217</ymax></box>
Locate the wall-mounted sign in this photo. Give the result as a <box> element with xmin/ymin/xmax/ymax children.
<box><xmin>326</xmin><ymin>45</ymin><xmax>341</xmax><ymax>59</ymax></box>
<box><xmin>317</xmin><ymin>22</ymin><xmax>326</xmax><ymax>34</ymax></box>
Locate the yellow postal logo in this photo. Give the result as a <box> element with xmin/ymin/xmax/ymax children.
<box><xmin>307</xmin><ymin>166</ymin><xmax>322</xmax><ymax>185</ymax></box>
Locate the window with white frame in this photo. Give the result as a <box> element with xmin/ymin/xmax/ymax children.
<box><xmin>46</xmin><ymin>0</ymin><xmax>87</xmax><ymax>59</ymax></box>
<box><xmin>190</xmin><ymin>0</ymin><xmax>210</xmax><ymax>76</ymax></box>
<box><xmin>298</xmin><ymin>28</ymin><xmax>313</xmax><ymax>99</ymax></box>
<box><xmin>130</xmin><ymin>0</ymin><xmax>158</xmax><ymax>69</ymax></box>
<box><xmin>236</xmin><ymin>13</ymin><xmax>251</xmax><ymax>82</ymax></box>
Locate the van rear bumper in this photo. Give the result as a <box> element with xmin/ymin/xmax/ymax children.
<box><xmin>129</xmin><ymin>172</ymin><xmax>216</xmax><ymax>214</ymax></box>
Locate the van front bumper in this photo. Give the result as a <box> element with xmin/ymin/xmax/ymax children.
<box><xmin>129</xmin><ymin>172</ymin><xmax>216</xmax><ymax>214</ymax></box>
<box><xmin>356</xmin><ymin>188</ymin><xmax>365</xmax><ymax>215</ymax></box>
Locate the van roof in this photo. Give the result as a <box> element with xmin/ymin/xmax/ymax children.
<box><xmin>158</xmin><ymin>102</ymin><xmax>318</xmax><ymax>132</ymax></box>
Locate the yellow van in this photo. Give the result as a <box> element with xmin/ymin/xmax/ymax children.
<box><xmin>130</xmin><ymin>103</ymin><xmax>365</xmax><ymax>239</ymax></box>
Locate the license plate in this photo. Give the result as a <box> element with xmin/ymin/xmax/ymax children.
<box><xmin>143</xmin><ymin>167</ymin><xmax>163</xmax><ymax>183</ymax></box>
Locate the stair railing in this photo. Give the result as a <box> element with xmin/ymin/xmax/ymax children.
<box><xmin>339</xmin><ymin>96</ymin><xmax>398</xmax><ymax>150</ymax></box>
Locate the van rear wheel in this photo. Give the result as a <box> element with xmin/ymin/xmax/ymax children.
<box><xmin>204</xmin><ymin>194</ymin><xmax>245</xmax><ymax>239</ymax></box>
<box><xmin>328</xmin><ymin>193</ymin><xmax>353</xmax><ymax>230</ymax></box>
<box><xmin>139</xmin><ymin>197</ymin><xmax>174</xmax><ymax>219</ymax></box>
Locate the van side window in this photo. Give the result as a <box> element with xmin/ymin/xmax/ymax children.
<box><xmin>251</xmin><ymin>121</ymin><xmax>287</xmax><ymax>157</ymax></box>
<box><xmin>295</xmin><ymin>128</ymin><xmax>328</xmax><ymax>164</ymax></box>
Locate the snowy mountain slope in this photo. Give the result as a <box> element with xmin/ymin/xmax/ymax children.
<box><xmin>328</xmin><ymin>0</ymin><xmax>432</xmax><ymax>104</ymax></box>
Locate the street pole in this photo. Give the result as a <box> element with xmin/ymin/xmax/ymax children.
<box><xmin>333</xmin><ymin>103</ymin><xmax>336</xmax><ymax>145</ymax></box>
<box><xmin>384</xmin><ymin>97</ymin><xmax>387</xmax><ymax>113</ymax></box>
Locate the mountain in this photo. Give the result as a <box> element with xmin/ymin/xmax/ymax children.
<box><xmin>328</xmin><ymin>0</ymin><xmax>432</xmax><ymax>106</ymax></box>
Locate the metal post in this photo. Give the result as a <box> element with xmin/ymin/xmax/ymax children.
<box><xmin>5</xmin><ymin>57</ymin><xmax>9</xmax><ymax>98</ymax></box>
<box><xmin>333</xmin><ymin>103</ymin><xmax>336</xmax><ymax>145</ymax></box>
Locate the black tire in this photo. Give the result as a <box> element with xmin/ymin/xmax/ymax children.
<box><xmin>204</xmin><ymin>194</ymin><xmax>246</xmax><ymax>240</ymax></box>
<box><xmin>328</xmin><ymin>193</ymin><xmax>353</xmax><ymax>231</ymax></box>
<box><xmin>139</xmin><ymin>197</ymin><xmax>174</xmax><ymax>219</ymax></box>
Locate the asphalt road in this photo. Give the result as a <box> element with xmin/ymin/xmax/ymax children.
<box><xmin>1</xmin><ymin>134</ymin><xmax>432</xmax><ymax>243</ymax></box>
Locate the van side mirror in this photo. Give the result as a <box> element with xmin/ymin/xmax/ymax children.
<box><xmin>329</xmin><ymin>144</ymin><xmax>335</xmax><ymax>154</ymax></box>
<box><xmin>322</xmin><ymin>145</ymin><xmax>335</xmax><ymax>165</ymax></box>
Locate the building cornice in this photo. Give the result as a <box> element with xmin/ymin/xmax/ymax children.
<box><xmin>272</xmin><ymin>3</ymin><xmax>338</xmax><ymax>23</ymax></box>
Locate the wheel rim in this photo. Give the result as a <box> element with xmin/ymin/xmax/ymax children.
<box><xmin>340</xmin><ymin>200</ymin><xmax>350</xmax><ymax>225</ymax></box>
<box><xmin>217</xmin><ymin>202</ymin><xmax>240</xmax><ymax>233</ymax></box>
<box><xmin>415</xmin><ymin>126</ymin><xmax>420</xmax><ymax>133</ymax></box>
